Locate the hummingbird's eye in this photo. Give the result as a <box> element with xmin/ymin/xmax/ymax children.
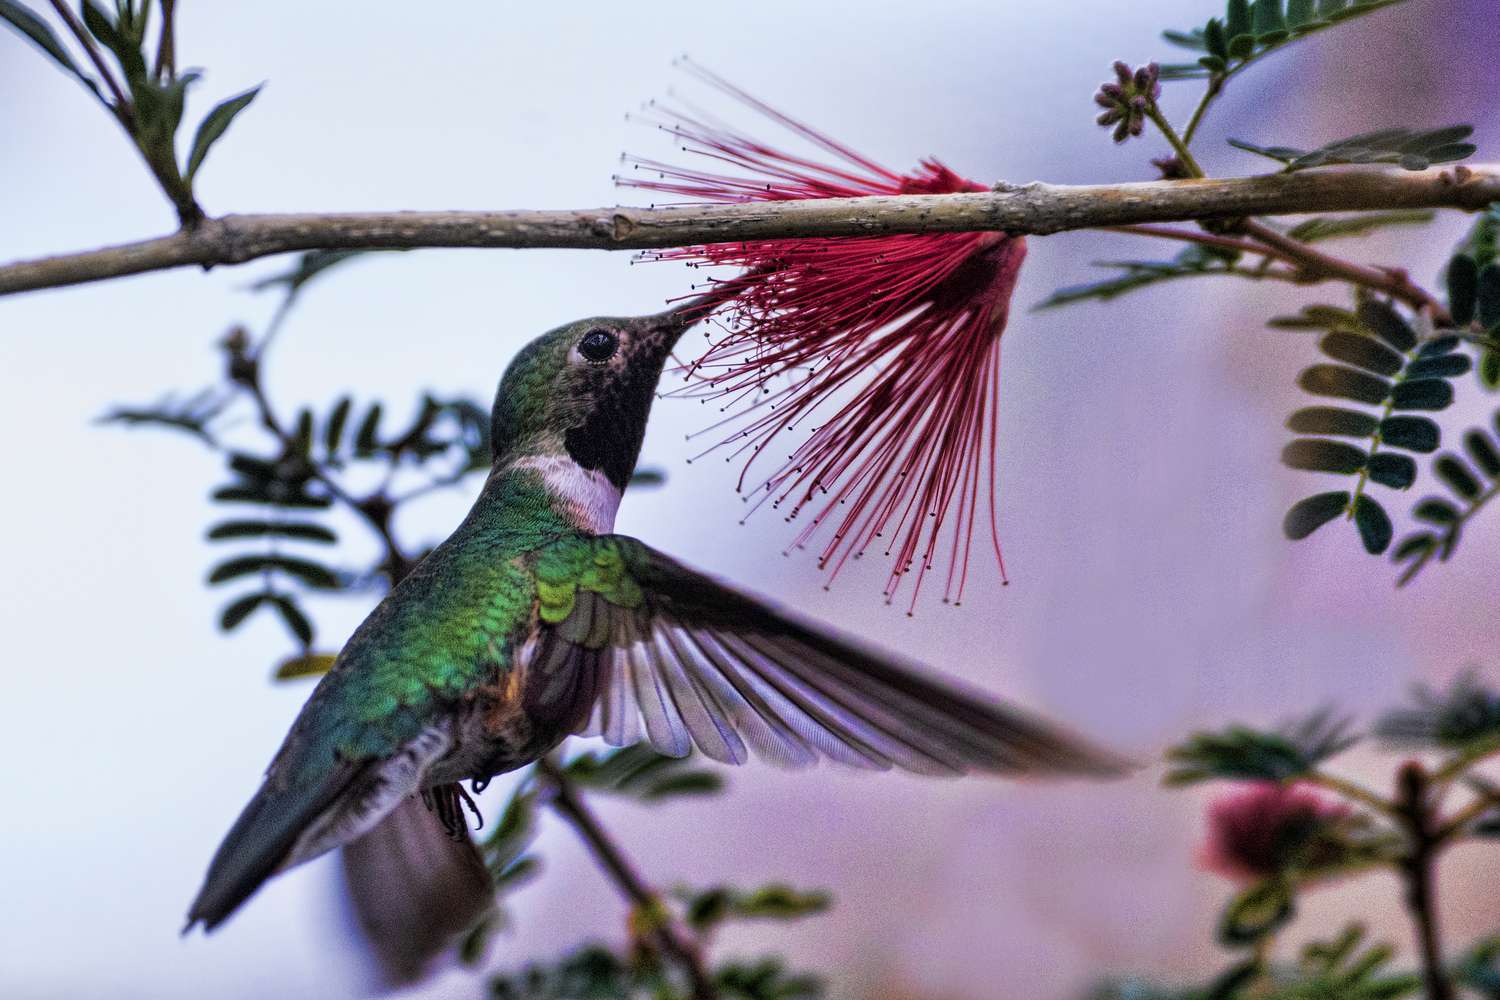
<box><xmin>578</xmin><ymin>328</ymin><xmax>618</xmax><ymax>364</ymax></box>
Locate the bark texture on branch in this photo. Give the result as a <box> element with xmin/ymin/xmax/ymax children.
<box><xmin>3</xmin><ymin>164</ymin><xmax>1498</xmax><ymax>297</ymax></box>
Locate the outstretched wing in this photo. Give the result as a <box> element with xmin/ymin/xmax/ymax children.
<box><xmin>529</xmin><ymin>536</ymin><xmax>1126</xmax><ymax>777</ymax></box>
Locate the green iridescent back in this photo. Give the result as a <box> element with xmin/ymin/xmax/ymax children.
<box><xmin>280</xmin><ymin>471</ymin><xmax>574</xmax><ymax>770</ymax></box>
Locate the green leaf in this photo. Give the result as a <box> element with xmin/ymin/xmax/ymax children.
<box><xmin>219</xmin><ymin>591</ymin><xmax>268</xmax><ymax>631</ymax></box>
<box><xmin>354</xmin><ymin>402</ymin><xmax>383</xmax><ymax>454</ymax></box>
<box><xmin>1417</xmin><ymin>334</ymin><xmax>1460</xmax><ymax>357</ymax></box>
<box><xmin>80</xmin><ymin>2</ymin><xmax>135</xmax><ymax>77</ymax></box>
<box><xmin>1227</xmin><ymin>0</ymin><xmax>1252</xmax><ymax>37</ymax></box>
<box><xmin>1406</xmin><ymin>354</ymin><xmax>1471</xmax><ymax>380</ymax></box>
<box><xmin>1352</xmin><ymin>494</ymin><xmax>1392</xmax><ymax>552</ymax></box>
<box><xmin>1282</xmin><ymin>438</ymin><xmax>1366</xmax><ymax>474</ymax></box>
<box><xmin>1166</xmin><ymin>0</ymin><xmax>1408</xmax><ymax>83</ymax></box>
<box><xmin>1231</xmin><ymin>124</ymin><xmax>1473</xmax><ymax>172</ymax></box>
<box><xmin>291</xmin><ymin>408</ymin><xmax>314</xmax><ymax>459</ymax></box>
<box><xmin>1164</xmin><ymin>710</ymin><xmax>1356</xmax><ymax>785</ymax></box>
<box><xmin>1378</xmin><ymin>415</ymin><xmax>1439</xmax><ymax>453</ymax></box>
<box><xmin>1366</xmin><ymin>453</ymin><xmax>1415</xmax><ymax>489</ymax></box>
<box><xmin>1377</xmin><ymin>671</ymin><xmax>1500</xmax><ymax>751</ymax></box>
<box><xmin>1268</xmin><ymin>303</ymin><xmax>1362</xmax><ymax>331</ymax></box>
<box><xmin>270</xmin><ymin>594</ymin><xmax>313</xmax><ymax>646</ymax></box>
<box><xmin>273</xmin><ymin>651</ymin><xmax>337</xmax><ymax>680</ymax></box>
<box><xmin>1286</xmin><ymin>407</ymin><xmax>1378</xmax><ymax>437</ymax></box>
<box><xmin>185</xmin><ymin>84</ymin><xmax>262</xmax><ymax>183</ymax></box>
<box><xmin>1356</xmin><ymin>301</ymin><xmax>1417</xmax><ymax>351</ymax></box>
<box><xmin>324</xmin><ymin>397</ymin><xmax>352</xmax><ymax>454</ymax></box>
<box><xmin>1389</xmin><ymin>378</ymin><xmax>1453</xmax><ymax>411</ymax></box>
<box><xmin>211</xmin><ymin>484</ymin><xmax>332</xmax><ymax>509</ymax></box>
<box><xmin>563</xmin><ymin>744</ymin><xmax>726</xmax><ymax>802</ymax></box>
<box><xmin>1318</xmin><ymin>331</ymin><xmax>1403</xmax><ymax>375</ymax></box>
<box><xmin>1219</xmin><ymin>880</ymin><xmax>1294</xmax><ymax>946</ymax></box>
<box><xmin>0</xmin><ymin>1</ymin><xmax>98</xmax><ymax>93</ymax></box>
<box><xmin>1479</xmin><ymin>265</ymin><xmax>1500</xmax><ymax>330</ymax></box>
<box><xmin>1412</xmin><ymin>497</ymin><xmax>1460</xmax><ymax>524</ymax></box>
<box><xmin>1391</xmin><ymin>532</ymin><xmax>1434</xmax><ymax>559</ymax></box>
<box><xmin>97</xmin><ymin>390</ymin><xmax>227</xmax><ymax>443</ymax></box>
<box><xmin>250</xmin><ymin>249</ymin><xmax>408</xmax><ymax>300</ymax></box>
<box><xmin>131</xmin><ymin>71</ymin><xmax>200</xmax><ymax>171</ymax></box>
<box><xmin>1204</xmin><ymin>18</ymin><xmax>1229</xmax><ymax>57</ymax></box>
<box><xmin>1297</xmin><ymin>364</ymin><xmax>1391</xmax><ymax>404</ymax></box>
<box><xmin>1464</xmin><ymin>429</ymin><xmax>1500</xmax><ymax>478</ymax></box>
<box><xmin>1479</xmin><ymin>350</ymin><xmax>1500</xmax><ymax>390</ymax></box>
<box><xmin>1435</xmin><ymin>454</ymin><xmax>1482</xmax><ymax>499</ymax></box>
<box><xmin>227</xmin><ymin>452</ymin><xmax>282</xmax><ymax>481</ymax></box>
<box><xmin>1286</xmin><ymin>0</ymin><xmax>1317</xmax><ymax>25</ymax></box>
<box><xmin>1252</xmin><ymin>0</ymin><xmax>1287</xmax><ymax>37</ymax></box>
<box><xmin>1392</xmin><ymin>532</ymin><xmax>1436</xmax><ymax>586</ymax></box>
<box><xmin>206</xmin><ymin>520</ymin><xmax>336</xmax><ymax>543</ymax></box>
<box><xmin>680</xmin><ymin>883</ymin><xmax>832</xmax><ymax>933</ymax></box>
<box><xmin>206</xmin><ymin>554</ymin><xmax>340</xmax><ymax>589</ymax></box>
<box><xmin>1284</xmin><ymin>210</ymin><xmax>1434</xmax><ymax>243</ymax></box>
<box><xmin>1163</xmin><ymin>27</ymin><xmax>1209</xmax><ymax>49</ymax></box>
<box><xmin>1448</xmin><ymin>254</ymin><xmax>1480</xmax><ymax>327</ymax></box>
<box><xmin>1283</xmin><ymin>490</ymin><xmax>1350</xmax><ymax>539</ymax></box>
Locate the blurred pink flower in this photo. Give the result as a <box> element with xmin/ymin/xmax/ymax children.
<box><xmin>1198</xmin><ymin>782</ymin><xmax>1351</xmax><ymax>883</ymax></box>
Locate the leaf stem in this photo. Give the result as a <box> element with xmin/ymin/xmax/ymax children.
<box><xmin>1180</xmin><ymin>74</ymin><xmax>1223</xmax><ymax>148</ymax></box>
<box><xmin>1145</xmin><ymin>106</ymin><xmax>1205</xmax><ymax>179</ymax></box>
<box><xmin>1436</xmin><ymin>791</ymin><xmax>1496</xmax><ymax>842</ymax></box>
<box><xmin>152</xmin><ymin>0</ymin><xmax>176</xmax><ymax>82</ymax></box>
<box><xmin>1238</xmin><ymin>219</ymin><xmax>1449</xmax><ymax>321</ymax></box>
<box><xmin>46</xmin><ymin>0</ymin><xmax>135</xmax><ymax>128</ymax></box>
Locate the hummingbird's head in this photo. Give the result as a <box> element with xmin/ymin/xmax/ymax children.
<box><xmin>488</xmin><ymin>302</ymin><xmax>704</xmax><ymax>493</ymax></box>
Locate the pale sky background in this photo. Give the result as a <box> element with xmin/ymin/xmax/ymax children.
<box><xmin>2</xmin><ymin>2</ymin><xmax>1498</xmax><ymax>999</ymax></box>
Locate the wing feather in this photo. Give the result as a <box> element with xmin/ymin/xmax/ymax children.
<box><xmin>540</xmin><ymin>536</ymin><xmax>1126</xmax><ymax>778</ymax></box>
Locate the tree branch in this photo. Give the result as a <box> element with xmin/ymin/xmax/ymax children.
<box><xmin>4</xmin><ymin>164</ymin><xmax>1498</xmax><ymax>297</ymax></box>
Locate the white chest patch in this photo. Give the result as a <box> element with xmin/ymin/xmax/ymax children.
<box><xmin>510</xmin><ymin>455</ymin><xmax>622</xmax><ymax>533</ymax></box>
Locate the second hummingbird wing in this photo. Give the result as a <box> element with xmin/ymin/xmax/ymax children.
<box><xmin>531</xmin><ymin>536</ymin><xmax>1125</xmax><ymax>778</ymax></box>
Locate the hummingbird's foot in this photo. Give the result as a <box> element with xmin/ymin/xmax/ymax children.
<box><xmin>420</xmin><ymin>782</ymin><xmax>483</xmax><ymax>841</ymax></box>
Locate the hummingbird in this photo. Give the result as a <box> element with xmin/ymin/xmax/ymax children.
<box><xmin>185</xmin><ymin>299</ymin><xmax>1124</xmax><ymax>932</ymax></box>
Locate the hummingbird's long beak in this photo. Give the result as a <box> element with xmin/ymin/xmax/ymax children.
<box><xmin>646</xmin><ymin>283</ymin><xmax>737</xmax><ymax>348</ymax></box>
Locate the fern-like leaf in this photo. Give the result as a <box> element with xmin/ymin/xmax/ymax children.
<box><xmin>1392</xmin><ymin>405</ymin><xmax>1500</xmax><ymax>584</ymax></box>
<box><xmin>1282</xmin><ymin>301</ymin><xmax>1465</xmax><ymax>554</ymax></box>
<box><xmin>1160</xmin><ymin>0</ymin><xmax>1411</xmax><ymax>81</ymax></box>
<box><xmin>1230</xmin><ymin>125</ymin><xmax>1475</xmax><ymax>172</ymax></box>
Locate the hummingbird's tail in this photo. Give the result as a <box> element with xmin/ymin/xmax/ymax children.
<box><xmin>184</xmin><ymin>759</ymin><xmax>362</xmax><ymax>933</ymax></box>
<box><xmin>186</xmin><ymin>725</ymin><xmax>454</xmax><ymax>932</ymax></box>
<box><xmin>340</xmin><ymin>796</ymin><xmax>494</xmax><ymax>987</ymax></box>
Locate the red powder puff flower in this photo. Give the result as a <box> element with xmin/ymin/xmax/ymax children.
<box><xmin>619</xmin><ymin>61</ymin><xmax>1026</xmax><ymax>611</ymax></box>
<box><xmin>1198</xmin><ymin>782</ymin><xmax>1352</xmax><ymax>884</ymax></box>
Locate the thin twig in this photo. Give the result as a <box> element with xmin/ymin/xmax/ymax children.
<box><xmin>1304</xmin><ymin>770</ymin><xmax>1398</xmax><ymax>818</ymax></box>
<box><xmin>1436</xmin><ymin>792</ymin><xmax>1497</xmax><ymax>843</ymax></box>
<box><xmin>1180</xmin><ymin>75</ymin><xmax>1223</xmax><ymax>148</ymax></box>
<box><xmin>1105</xmin><ymin>223</ymin><xmax>1272</xmax><ymax>257</ymax></box>
<box><xmin>537</xmin><ymin>758</ymin><xmax>719</xmax><ymax>1000</ymax></box>
<box><xmin>1239</xmin><ymin>219</ymin><xmax>1448</xmax><ymax>319</ymax></box>
<box><xmin>46</xmin><ymin>0</ymin><xmax>134</xmax><ymax>127</ymax></box>
<box><xmin>1145</xmin><ymin>106</ymin><xmax>1205</xmax><ymax>179</ymax></box>
<box><xmin>153</xmin><ymin>0</ymin><xmax>177</xmax><ymax>82</ymax></box>
<box><xmin>4</xmin><ymin>164</ymin><xmax>1499</xmax><ymax>297</ymax></box>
